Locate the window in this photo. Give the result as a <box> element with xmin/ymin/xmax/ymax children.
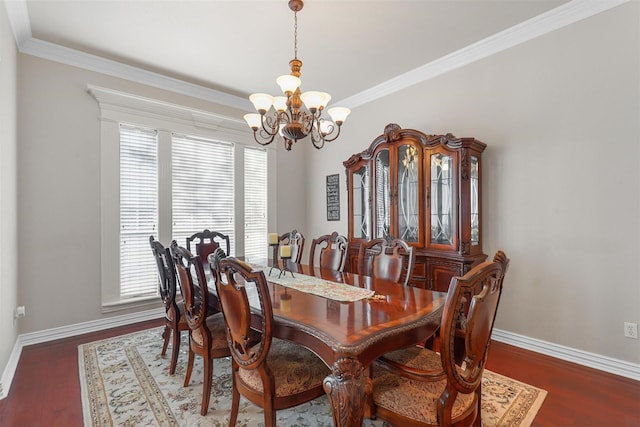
<box><xmin>119</xmin><ymin>125</ymin><xmax>159</xmax><ymax>299</ymax></box>
<box><xmin>91</xmin><ymin>85</ymin><xmax>275</xmax><ymax>311</ymax></box>
<box><xmin>172</xmin><ymin>134</ymin><xmax>235</xmax><ymax>251</ymax></box>
<box><xmin>244</xmin><ymin>147</ymin><xmax>268</xmax><ymax>261</ymax></box>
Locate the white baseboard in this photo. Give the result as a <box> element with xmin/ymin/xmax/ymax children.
<box><xmin>492</xmin><ymin>328</ymin><xmax>640</xmax><ymax>381</ymax></box>
<box><xmin>0</xmin><ymin>307</ymin><xmax>164</xmax><ymax>399</ymax></box>
<box><xmin>2</xmin><ymin>313</ymin><xmax>637</xmax><ymax>400</ymax></box>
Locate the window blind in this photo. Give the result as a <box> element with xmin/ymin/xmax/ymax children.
<box><xmin>244</xmin><ymin>147</ymin><xmax>268</xmax><ymax>262</ymax></box>
<box><xmin>119</xmin><ymin>124</ymin><xmax>159</xmax><ymax>299</ymax></box>
<box><xmin>171</xmin><ymin>134</ymin><xmax>235</xmax><ymax>253</ymax></box>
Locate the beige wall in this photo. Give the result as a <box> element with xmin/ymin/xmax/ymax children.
<box><xmin>306</xmin><ymin>2</ymin><xmax>640</xmax><ymax>363</ymax></box>
<box><xmin>0</xmin><ymin>0</ymin><xmax>19</xmax><ymax>392</ymax></box>
<box><xmin>15</xmin><ymin>54</ymin><xmax>306</xmax><ymax>333</ymax></box>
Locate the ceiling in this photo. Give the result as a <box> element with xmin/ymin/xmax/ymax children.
<box><xmin>8</xmin><ymin>0</ymin><xmax>617</xmax><ymax>111</ymax></box>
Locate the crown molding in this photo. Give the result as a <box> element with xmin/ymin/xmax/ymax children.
<box><xmin>5</xmin><ymin>0</ymin><xmax>629</xmax><ymax>111</ymax></box>
<box><xmin>3</xmin><ymin>0</ymin><xmax>31</xmax><ymax>45</ymax></box>
<box><xmin>337</xmin><ymin>0</ymin><xmax>630</xmax><ymax>108</ymax></box>
<box><xmin>19</xmin><ymin>37</ymin><xmax>251</xmax><ymax>111</ymax></box>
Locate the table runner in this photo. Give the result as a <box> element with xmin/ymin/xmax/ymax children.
<box><xmin>251</xmin><ymin>264</ymin><xmax>375</xmax><ymax>302</ymax></box>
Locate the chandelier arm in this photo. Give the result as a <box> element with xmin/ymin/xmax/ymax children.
<box><xmin>260</xmin><ymin>113</ymin><xmax>280</xmax><ymax>137</ymax></box>
<box><xmin>306</xmin><ymin>119</ymin><xmax>326</xmax><ymax>150</ymax></box>
<box><xmin>319</xmin><ymin>122</ymin><xmax>343</xmax><ymax>143</ymax></box>
<box><xmin>252</xmin><ymin>129</ymin><xmax>278</xmax><ymax>146</ymax></box>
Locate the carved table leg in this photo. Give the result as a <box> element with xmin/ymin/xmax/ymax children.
<box><xmin>323</xmin><ymin>357</ymin><xmax>372</xmax><ymax>427</ymax></box>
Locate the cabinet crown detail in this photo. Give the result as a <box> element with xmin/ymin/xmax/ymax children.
<box><xmin>343</xmin><ymin>123</ymin><xmax>487</xmax><ymax>292</ymax></box>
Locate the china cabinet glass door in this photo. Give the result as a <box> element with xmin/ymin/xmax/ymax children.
<box><xmin>430</xmin><ymin>151</ymin><xmax>456</xmax><ymax>247</ymax></box>
<box><xmin>352</xmin><ymin>165</ymin><xmax>370</xmax><ymax>240</ymax></box>
<box><xmin>397</xmin><ymin>144</ymin><xmax>420</xmax><ymax>243</ymax></box>
<box><xmin>470</xmin><ymin>156</ymin><xmax>479</xmax><ymax>246</ymax></box>
<box><xmin>374</xmin><ymin>149</ymin><xmax>391</xmax><ymax>238</ymax></box>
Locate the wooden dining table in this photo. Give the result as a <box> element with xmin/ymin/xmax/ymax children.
<box><xmin>242</xmin><ymin>261</ymin><xmax>447</xmax><ymax>427</ymax></box>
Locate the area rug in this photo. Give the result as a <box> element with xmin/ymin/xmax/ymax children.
<box><xmin>79</xmin><ymin>327</ymin><xmax>546</xmax><ymax>427</ymax></box>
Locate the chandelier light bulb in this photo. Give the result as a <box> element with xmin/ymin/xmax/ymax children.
<box><xmin>244</xmin><ymin>113</ymin><xmax>262</xmax><ymax>130</ymax></box>
<box><xmin>327</xmin><ymin>107</ymin><xmax>351</xmax><ymax>125</ymax></box>
<box><xmin>273</xmin><ymin>96</ymin><xmax>288</xmax><ymax>112</ymax></box>
<box><xmin>276</xmin><ymin>75</ymin><xmax>301</xmax><ymax>94</ymax></box>
<box><xmin>249</xmin><ymin>93</ymin><xmax>274</xmax><ymax>114</ymax></box>
<box><xmin>300</xmin><ymin>91</ymin><xmax>331</xmax><ymax>112</ymax></box>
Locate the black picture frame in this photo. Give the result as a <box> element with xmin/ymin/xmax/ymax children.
<box><xmin>326</xmin><ymin>174</ymin><xmax>340</xmax><ymax>221</ymax></box>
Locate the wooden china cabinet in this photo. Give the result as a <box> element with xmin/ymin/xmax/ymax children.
<box><xmin>343</xmin><ymin>123</ymin><xmax>487</xmax><ymax>292</ymax></box>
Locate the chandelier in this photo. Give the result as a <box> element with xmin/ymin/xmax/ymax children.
<box><xmin>243</xmin><ymin>0</ymin><xmax>350</xmax><ymax>151</ymax></box>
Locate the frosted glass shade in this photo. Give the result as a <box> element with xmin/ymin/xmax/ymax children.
<box><xmin>300</xmin><ymin>91</ymin><xmax>331</xmax><ymax>111</ymax></box>
<box><xmin>244</xmin><ymin>113</ymin><xmax>262</xmax><ymax>130</ymax></box>
<box><xmin>276</xmin><ymin>75</ymin><xmax>301</xmax><ymax>94</ymax></box>
<box><xmin>249</xmin><ymin>93</ymin><xmax>274</xmax><ymax>113</ymax></box>
<box><xmin>318</xmin><ymin>120</ymin><xmax>334</xmax><ymax>135</ymax></box>
<box><xmin>273</xmin><ymin>96</ymin><xmax>288</xmax><ymax>112</ymax></box>
<box><xmin>328</xmin><ymin>107</ymin><xmax>351</xmax><ymax>124</ymax></box>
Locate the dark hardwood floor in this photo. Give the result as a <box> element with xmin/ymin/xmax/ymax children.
<box><xmin>0</xmin><ymin>319</ymin><xmax>638</xmax><ymax>426</ymax></box>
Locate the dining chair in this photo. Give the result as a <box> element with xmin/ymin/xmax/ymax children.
<box><xmin>308</xmin><ymin>231</ymin><xmax>348</xmax><ymax>271</ymax></box>
<box><xmin>149</xmin><ymin>236</ymin><xmax>188</xmax><ymax>375</ymax></box>
<box><xmin>357</xmin><ymin>235</ymin><xmax>415</xmax><ymax>286</ymax></box>
<box><xmin>186</xmin><ymin>229</ymin><xmax>231</xmax><ymax>265</ymax></box>
<box><xmin>208</xmin><ymin>253</ymin><xmax>329</xmax><ymax>427</ymax></box>
<box><xmin>278</xmin><ymin>229</ymin><xmax>305</xmax><ymax>263</ymax></box>
<box><xmin>368</xmin><ymin>251</ymin><xmax>510</xmax><ymax>427</ymax></box>
<box><xmin>170</xmin><ymin>242</ymin><xmax>231</xmax><ymax>416</ymax></box>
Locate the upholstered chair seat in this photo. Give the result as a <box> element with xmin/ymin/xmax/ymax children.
<box><xmin>372</xmin><ymin>349</ymin><xmax>475</xmax><ymax>426</ymax></box>
<box><xmin>237</xmin><ymin>338</ymin><xmax>328</xmax><ymax>397</ymax></box>
<box><xmin>189</xmin><ymin>312</ymin><xmax>228</xmax><ymax>350</ymax></box>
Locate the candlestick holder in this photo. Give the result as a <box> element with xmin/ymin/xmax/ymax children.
<box><xmin>278</xmin><ymin>256</ymin><xmax>294</xmax><ymax>278</ymax></box>
<box><xmin>268</xmin><ymin>243</ymin><xmax>280</xmax><ymax>277</ymax></box>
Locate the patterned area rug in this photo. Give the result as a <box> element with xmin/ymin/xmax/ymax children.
<box><xmin>78</xmin><ymin>327</ymin><xmax>546</xmax><ymax>427</ymax></box>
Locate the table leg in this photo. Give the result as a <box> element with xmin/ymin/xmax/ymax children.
<box><xmin>323</xmin><ymin>357</ymin><xmax>372</xmax><ymax>427</ymax></box>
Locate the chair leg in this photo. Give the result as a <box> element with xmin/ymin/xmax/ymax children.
<box><xmin>200</xmin><ymin>356</ymin><xmax>213</xmax><ymax>416</ymax></box>
<box><xmin>184</xmin><ymin>348</ymin><xmax>195</xmax><ymax>387</ymax></box>
<box><xmin>473</xmin><ymin>387</ymin><xmax>483</xmax><ymax>427</ymax></box>
<box><xmin>161</xmin><ymin>324</ymin><xmax>171</xmax><ymax>356</ymax></box>
<box><xmin>364</xmin><ymin>365</ymin><xmax>376</xmax><ymax>420</ymax></box>
<box><xmin>229</xmin><ymin>364</ymin><xmax>240</xmax><ymax>426</ymax></box>
<box><xmin>169</xmin><ymin>327</ymin><xmax>181</xmax><ymax>375</ymax></box>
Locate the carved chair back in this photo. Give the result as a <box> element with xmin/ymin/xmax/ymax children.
<box><xmin>150</xmin><ymin>236</ymin><xmax>178</xmax><ymax>311</ymax></box>
<box><xmin>210</xmin><ymin>255</ymin><xmax>272</xmax><ymax>370</ymax></box>
<box><xmin>170</xmin><ymin>242</ymin><xmax>209</xmax><ymax>334</ymax></box>
<box><xmin>278</xmin><ymin>229</ymin><xmax>305</xmax><ymax>263</ymax></box>
<box><xmin>357</xmin><ymin>235</ymin><xmax>415</xmax><ymax>286</ymax></box>
<box><xmin>437</xmin><ymin>251</ymin><xmax>509</xmax><ymax>424</ymax></box>
<box><xmin>186</xmin><ymin>229</ymin><xmax>231</xmax><ymax>265</ymax></box>
<box><xmin>309</xmin><ymin>232</ymin><xmax>348</xmax><ymax>271</ymax></box>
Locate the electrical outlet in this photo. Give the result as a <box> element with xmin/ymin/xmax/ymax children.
<box><xmin>14</xmin><ymin>306</ymin><xmax>25</xmax><ymax>320</ymax></box>
<box><xmin>624</xmin><ymin>322</ymin><xmax>638</xmax><ymax>339</ymax></box>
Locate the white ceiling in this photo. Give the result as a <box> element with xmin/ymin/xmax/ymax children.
<box><xmin>5</xmin><ymin>0</ymin><xmax>624</xmax><ymax>111</ymax></box>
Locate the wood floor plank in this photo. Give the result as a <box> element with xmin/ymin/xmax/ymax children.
<box><xmin>0</xmin><ymin>319</ymin><xmax>638</xmax><ymax>426</ymax></box>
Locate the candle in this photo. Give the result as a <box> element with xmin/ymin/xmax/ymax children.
<box><xmin>280</xmin><ymin>245</ymin><xmax>291</xmax><ymax>258</ymax></box>
<box><xmin>268</xmin><ymin>233</ymin><xmax>279</xmax><ymax>245</ymax></box>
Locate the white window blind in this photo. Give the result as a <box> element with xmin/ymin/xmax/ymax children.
<box><xmin>244</xmin><ymin>147</ymin><xmax>268</xmax><ymax>261</ymax></box>
<box><xmin>171</xmin><ymin>134</ymin><xmax>235</xmax><ymax>252</ymax></box>
<box><xmin>119</xmin><ymin>124</ymin><xmax>159</xmax><ymax>299</ymax></box>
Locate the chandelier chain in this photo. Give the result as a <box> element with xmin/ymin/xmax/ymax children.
<box><xmin>293</xmin><ymin>11</ymin><xmax>298</xmax><ymax>59</ymax></box>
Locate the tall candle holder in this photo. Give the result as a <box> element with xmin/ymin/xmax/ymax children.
<box><xmin>268</xmin><ymin>243</ymin><xmax>280</xmax><ymax>277</ymax></box>
<box><xmin>278</xmin><ymin>255</ymin><xmax>294</xmax><ymax>279</ymax></box>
